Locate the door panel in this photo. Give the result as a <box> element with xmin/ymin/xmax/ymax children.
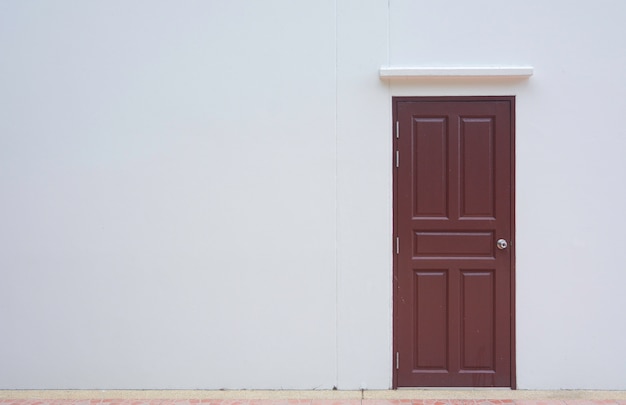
<box><xmin>413</xmin><ymin>270</ymin><xmax>448</xmax><ymax>370</ymax></box>
<box><xmin>393</xmin><ymin>97</ymin><xmax>515</xmax><ymax>387</ymax></box>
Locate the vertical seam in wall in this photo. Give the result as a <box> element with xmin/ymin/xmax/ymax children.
<box><xmin>387</xmin><ymin>0</ymin><xmax>391</xmax><ymax>67</ymax></box>
<box><xmin>387</xmin><ymin>0</ymin><xmax>393</xmax><ymax>389</ymax></box>
<box><xmin>334</xmin><ymin>0</ymin><xmax>340</xmax><ymax>390</ymax></box>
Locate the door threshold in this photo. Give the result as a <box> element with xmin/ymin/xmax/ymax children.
<box><xmin>396</xmin><ymin>387</ymin><xmax>513</xmax><ymax>390</ymax></box>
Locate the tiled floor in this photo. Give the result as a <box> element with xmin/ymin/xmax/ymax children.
<box><xmin>2</xmin><ymin>390</ymin><xmax>626</xmax><ymax>405</ymax></box>
<box><xmin>2</xmin><ymin>399</ymin><xmax>626</xmax><ymax>405</ymax></box>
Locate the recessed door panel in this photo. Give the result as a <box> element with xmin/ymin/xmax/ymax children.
<box><xmin>413</xmin><ymin>232</ymin><xmax>495</xmax><ymax>258</ymax></box>
<box><xmin>460</xmin><ymin>117</ymin><xmax>495</xmax><ymax>218</ymax></box>
<box><xmin>460</xmin><ymin>270</ymin><xmax>495</xmax><ymax>371</ymax></box>
<box><xmin>413</xmin><ymin>117</ymin><xmax>448</xmax><ymax>218</ymax></box>
<box><xmin>414</xmin><ymin>270</ymin><xmax>448</xmax><ymax>370</ymax></box>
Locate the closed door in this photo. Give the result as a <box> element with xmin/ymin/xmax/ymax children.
<box><xmin>393</xmin><ymin>97</ymin><xmax>515</xmax><ymax>387</ymax></box>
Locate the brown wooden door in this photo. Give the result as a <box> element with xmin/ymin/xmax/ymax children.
<box><xmin>393</xmin><ymin>97</ymin><xmax>515</xmax><ymax>388</ymax></box>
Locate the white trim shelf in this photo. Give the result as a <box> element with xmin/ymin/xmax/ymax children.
<box><xmin>379</xmin><ymin>66</ymin><xmax>534</xmax><ymax>79</ymax></box>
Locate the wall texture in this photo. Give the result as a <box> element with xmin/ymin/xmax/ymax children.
<box><xmin>1</xmin><ymin>0</ymin><xmax>625</xmax><ymax>390</ymax></box>
<box><xmin>0</xmin><ymin>0</ymin><xmax>338</xmax><ymax>389</ymax></box>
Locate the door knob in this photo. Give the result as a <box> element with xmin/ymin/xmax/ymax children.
<box><xmin>496</xmin><ymin>239</ymin><xmax>508</xmax><ymax>250</ymax></box>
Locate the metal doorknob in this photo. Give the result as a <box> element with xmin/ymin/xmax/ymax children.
<box><xmin>496</xmin><ymin>239</ymin><xmax>508</xmax><ymax>250</ymax></box>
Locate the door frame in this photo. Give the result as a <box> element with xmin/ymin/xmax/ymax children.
<box><xmin>391</xmin><ymin>96</ymin><xmax>516</xmax><ymax>389</ymax></box>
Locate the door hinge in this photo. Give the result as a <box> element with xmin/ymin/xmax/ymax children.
<box><xmin>395</xmin><ymin>150</ymin><xmax>399</xmax><ymax>167</ymax></box>
<box><xmin>395</xmin><ymin>120</ymin><xmax>399</xmax><ymax>139</ymax></box>
<box><xmin>396</xmin><ymin>352</ymin><xmax>400</xmax><ymax>369</ymax></box>
<box><xmin>396</xmin><ymin>237</ymin><xmax>399</xmax><ymax>254</ymax></box>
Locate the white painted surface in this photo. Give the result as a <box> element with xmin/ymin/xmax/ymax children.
<box><xmin>379</xmin><ymin>66</ymin><xmax>534</xmax><ymax>78</ymax></box>
<box><xmin>336</xmin><ymin>0</ymin><xmax>391</xmax><ymax>390</ymax></box>
<box><xmin>1</xmin><ymin>0</ymin><xmax>626</xmax><ymax>391</ymax></box>
<box><xmin>0</xmin><ymin>0</ymin><xmax>337</xmax><ymax>390</ymax></box>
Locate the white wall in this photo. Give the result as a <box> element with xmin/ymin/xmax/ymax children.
<box><xmin>1</xmin><ymin>0</ymin><xmax>626</xmax><ymax>391</ymax></box>
<box><xmin>0</xmin><ymin>0</ymin><xmax>338</xmax><ymax>389</ymax></box>
<box><xmin>336</xmin><ymin>0</ymin><xmax>391</xmax><ymax>390</ymax></box>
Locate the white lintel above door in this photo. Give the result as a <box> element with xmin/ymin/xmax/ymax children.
<box><xmin>379</xmin><ymin>66</ymin><xmax>534</xmax><ymax>79</ymax></box>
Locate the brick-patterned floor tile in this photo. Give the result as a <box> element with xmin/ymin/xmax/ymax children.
<box><xmin>515</xmin><ymin>401</ymin><xmax>567</xmax><ymax>405</ymax></box>
<box><xmin>99</xmin><ymin>400</ymin><xmax>127</xmax><ymax>405</ymax></box>
<box><xmin>43</xmin><ymin>401</ymin><xmax>69</xmax><ymax>405</ymax></box>
<box><xmin>312</xmin><ymin>400</ymin><xmax>360</xmax><ymax>405</ymax></box>
<box><xmin>363</xmin><ymin>399</ymin><xmax>414</xmax><ymax>405</ymax></box>
<box><xmin>448</xmin><ymin>400</ymin><xmax>477</xmax><ymax>405</ymax></box>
